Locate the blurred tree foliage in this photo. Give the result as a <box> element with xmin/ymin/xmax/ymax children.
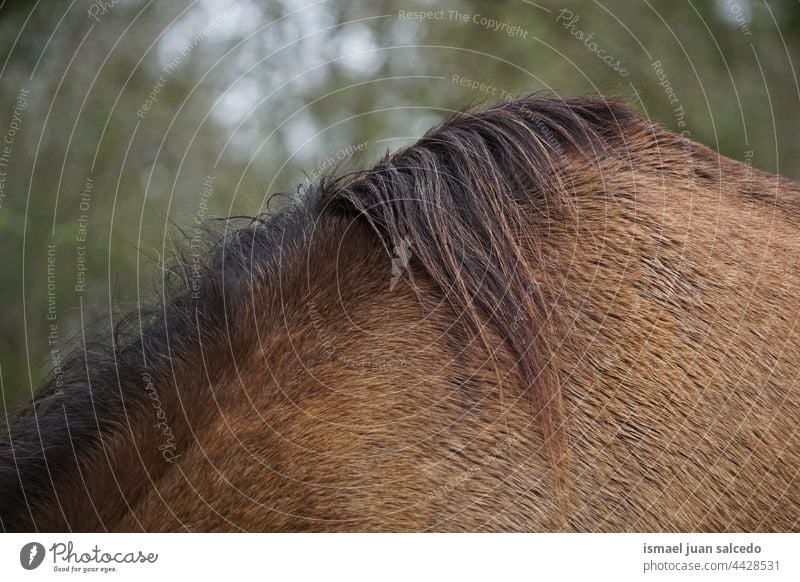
<box><xmin>1</xmin><ymin>0</ymin><xmax>799</xmax><ymax>410</ymax></box>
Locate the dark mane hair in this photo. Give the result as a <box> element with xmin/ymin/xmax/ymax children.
<box><xmin>1</xmin><ymin>94</ymin><xmax>642</xmax><ymax>530</ymax></box>
<box><xmin>0</xmin><ymin>202</ymin><xmax>317</xmax><ymax>531</ymax></box>
<box><xmin>319</xmin><ymin>95</ymin><xmax>641</xmax><ymax>497</ymax></box>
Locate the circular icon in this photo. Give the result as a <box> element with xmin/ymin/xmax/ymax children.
<box><xmin>20</xmin><ymin>542</ymin><xmax>46</xmax><ymax>570</ymax></box>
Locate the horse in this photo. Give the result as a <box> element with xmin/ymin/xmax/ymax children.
<box><xmin>1</xmin><ymin>95</ymin><xmax>799</xmax><ymax>532</ymax></box>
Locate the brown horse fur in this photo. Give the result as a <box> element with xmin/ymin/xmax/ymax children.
<box><xmin>2</xmin><ymin>95</ymin><xmax>799</xmax><ymax>532</ymax></box>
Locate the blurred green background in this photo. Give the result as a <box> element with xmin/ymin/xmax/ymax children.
<box><xmin>1</xmin><ymin>0</ymin><xmax>799</xmax><ymax>411</ymax></box>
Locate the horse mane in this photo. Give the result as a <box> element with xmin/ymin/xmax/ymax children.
<box><xmin>319</xmin><ymin>94</ymin><xmax>641</xmax><ymax>496</ymax></box>
<box><xmin>1</xmin><ymin>94</ymin><xmax>643</xmax><ymax>530</ymax></box>
<box><xmin>0</xmin><ymin>203</ymin><xmax>316</xmax><ymax>531</ymax></box>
